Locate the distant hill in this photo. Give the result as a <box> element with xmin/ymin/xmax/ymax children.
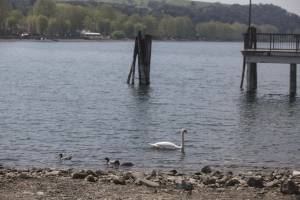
<box><xmin>2</xmin><ymin>0</ymin><xmax>299</xmax><ymax>40</ymax></box>
<box><xmin>9</xmin><ymin>0</ymin><xmax>300</xmax><ymax>33</ymax></box>
<box><xmin>111</xmin><ymin>0</ymin><xmax>300</xmax><ymax>33</ymax></box>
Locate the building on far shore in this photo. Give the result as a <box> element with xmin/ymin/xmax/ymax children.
<box><xmin>80</xmin><ymin>30</ymin><xmax>102</xmax><ymax>40</ymax></box>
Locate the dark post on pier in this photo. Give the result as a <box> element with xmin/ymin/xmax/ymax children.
<box><xmin>127</xmin><ymin>31</ymin><xmax>152</xmax><ymax>85</ymax></box>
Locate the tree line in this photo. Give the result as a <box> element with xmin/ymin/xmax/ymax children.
<box><xmin>0</xmin><ymin>0</ymin><xmax>295</xmax><ymax>40</ymax></box>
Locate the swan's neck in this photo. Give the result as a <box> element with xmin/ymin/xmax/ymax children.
<box><xmin>181</xmin><ymin>132</ymin><xmax>185</xmax><ymax>153</ymax></box>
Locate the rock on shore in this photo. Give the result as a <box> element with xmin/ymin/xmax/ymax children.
<box><xmin>0</xmin><ymin>166</ymin><xmax>299</xmax><ymax>199</ymax></box>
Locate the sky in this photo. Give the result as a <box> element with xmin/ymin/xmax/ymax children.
<box><xmin>195</xmin><ymin>0</ymin><xmax>300</xmax><ymax>15</ymax></box>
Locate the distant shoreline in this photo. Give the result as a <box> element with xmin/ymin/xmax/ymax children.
<box><xmin>0</xmin><ymin>38</ymin><xmax>243</xmax><ymax>43</ymax></box>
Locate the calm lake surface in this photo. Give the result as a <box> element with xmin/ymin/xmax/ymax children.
<box><xmin>0</xmin><ymin>41</ymin><xmax>299</xmax><ymax>171</ymax></box>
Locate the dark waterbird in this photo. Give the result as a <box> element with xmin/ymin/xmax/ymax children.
<box><xmin>58</xmin><ymin>153</ymin><xmax>72</xmax><ymax>161</ymax></box>
<box><xmin>105</xmin><ymin>157</ymin><xmax>134</xmax><ymax>167</ymax></box>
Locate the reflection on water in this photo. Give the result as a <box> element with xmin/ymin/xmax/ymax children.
<box><xmin>0</xmin><ymin>41</ymin><xmax>299</xmax><ymax>171</ymax></box>
<box><xmin>237</xmin><ymin>91</ymin><xmax>300</xmax><ymax>168</ymax></box>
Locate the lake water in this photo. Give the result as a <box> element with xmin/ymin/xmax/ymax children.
<box><xmin>0</xmin><ymin>41</ymin><xmax>299</xmax><ymax>172</ymax></box>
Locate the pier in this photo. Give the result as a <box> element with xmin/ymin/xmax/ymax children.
<box><xmin>241</xmin><ymin>27</ymin><xmax>300</xmax><ymax>95</ymax></box>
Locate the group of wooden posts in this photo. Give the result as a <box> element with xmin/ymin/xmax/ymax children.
<box><xmin>127</xmin><ymin>31</ymin><xmax>152</xmax><ymax>86</ymax></box>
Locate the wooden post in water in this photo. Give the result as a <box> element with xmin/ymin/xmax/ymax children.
<box><xmin>290</xmin><ymin>63</ymin><xmax>297</xmax><ymax>96</ymax></box>
<box><xmin>127</xmin><ymin>31</ymin><xmax>152</xmax><ymax>85</ymax></box>
<box><xmin>247</xmin><ymin>62</ymin><xmax>257</xmax><ymax>92</ymax></box>
<box><xmin>127</xmin><ymin>37</ymin><xmax>138</xmax><ymax>84</ymax></box>
<box><xmin>242</xmin><ymin>27</ymin><xmax>258</xmax><ymax>91</ymax></box>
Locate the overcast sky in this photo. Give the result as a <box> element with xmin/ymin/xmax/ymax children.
<box><xmin>195</xmin><ymin>0</ymin><xmax>300</xmax><ymax>15</ymax></box>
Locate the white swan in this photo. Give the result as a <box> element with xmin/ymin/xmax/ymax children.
<box><xmin>149</xmin><ymin>129</ymin><xmax>187</xmax><ymax>153</ymax></box>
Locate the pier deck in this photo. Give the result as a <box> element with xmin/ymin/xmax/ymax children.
<box><xmin>241</xmin><ymin>28</ymin><xmax>300</xmax><ymax>95</ymax></box>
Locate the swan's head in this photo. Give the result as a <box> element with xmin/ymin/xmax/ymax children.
<box><xmin>181</xmin><ymin>128</ymin><xmax>187</xmax><ymax>134</ymax></box>
<box><xmin>58</xmin><ymin>153</ymin><xmax>63</xmax><ymax>158</ymax></box>
<box><xmin>104</xmin><ymin>157</ymin><xmax>110</xmax><ymax>163</ymax></box>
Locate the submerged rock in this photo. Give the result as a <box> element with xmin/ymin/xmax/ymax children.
<box><xmin>136</xmin><ymin>178</ymin><xmax>160</xmax><ymax>187</ymax></box>
<box><xmin>45</xmin><ymin>170</ymin><xmax>60</xmax><ymax>176</ymax></box>
<box><xmin>86</xmin><ymin>170</ymin><xmax>97</xmax><ymax>177</ymax></box>
<box><xmin>71</xmin><ymin>171</ymin><xmax>88</xmax><ymax>179</ymax></box>
<box><xmin>212</xmin><ymin>170</ymin><xmax>223</xmax><ymax>178</ymax></box>
<box><xmin>247</xmin><ymin>177</ymin><xmax>264</xmax><ymax>188</ymax></box>
<box><xmin>203</xmin><ymin>176</ymin><xmax>216</xmax><ymax>185</ymax></box>
<box><xmin>123</xmin><ymin>172</ymin><xmax>134</xmax><ymax>180</ymax></box>
<box><xmin>176</xmin><ymin>180</ymin><xmax>194</xmax><ymax>191</ymax></box>
<box><xmin>225</xmin><ymin>178</ymin><xmax>240</xmax><ymax>187</ymax></box>
<box><xmin>167</xmin><ymin>169</ymin><xmax>177</xmax><ymax>176</ymax></box>
<box><xmin>18</xmin><ymin>173</ymin><xmax>33</xmax><ymax>179</ymax></box>
<box><xmin>85</xmin><ymin>175</ymin><xmax>97</xmax><ymax>182</ymax></box>
<box><xmin>265</xmin><ymin>180</ymin><xmax>280</xmax><ymax>188</ymax></box>
<box><xmin>201</xmin><ymin>166</ymin><xmax>212</xmax><ymax>174</ymax></box>
<box><xmin>95</xmin><ymin>169</ymin><xmax>107</xmax><ymax>177</ymax></box>
<box><xmin>112</xmin><ymin>176</ymin><xmax>126</xmax><ymax>185</ymax></box>
<box><xmin>132</xmin><ymin>172</ymin><xmax>145</xmax><ymax>180</ymax></box>
<box><xmin>281</xmin><ymin>180</ymin><xmax>299</xmax><ymax>194</ymax></box>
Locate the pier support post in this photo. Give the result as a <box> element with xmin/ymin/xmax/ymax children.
<box><xmin>290</xmin><ymin>63</ymin><xmax>297</xmax><ymax>96</ymax></box>
<box><xmin>246</xmin><ymin>62</ymin><xmax>257</xmax><ymax>92</ymax></box>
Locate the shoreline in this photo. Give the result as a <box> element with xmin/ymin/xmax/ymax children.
<box><xmin>0</xmin><ymin>38</ymin><xmax>243</xmax><ymax>43</ymax></box>
<box><xmin>0</xmin><ymin>166</ymin><xmax>299</xmax><ymax>199</ymax></box>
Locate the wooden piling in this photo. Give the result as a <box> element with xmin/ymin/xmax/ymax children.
<box><xmin>127</xmin><ymin>32</ymin><xmax>152</xmax><ymax>85</ymax></box>
<box><xmin>240</xmin><ymin>57</ymin><xmax>246</xmax><ymax>89</ymax></box>
<box><xmin>247</xmin><ymin>62</ymin><xmax>257</xmax><ymax>92</ymax></box>
<box><xmin>290</xmin><ymin>63</ymin><xmax>297</xmax><ymax>96</ymax></box>
<box><xmin>127</xmin><ymin>37</ymin><xmax>138</xmax><ymax>84</ymax></box>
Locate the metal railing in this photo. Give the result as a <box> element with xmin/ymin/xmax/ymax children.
<box><xmin>244</xmin><ymin>32</ymin><xmax>300</xmax><ymax>51</ymax></box>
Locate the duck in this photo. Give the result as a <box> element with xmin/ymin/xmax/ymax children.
<box><xmin>58</xmin><ymin>153</ymin><xmax>72</xmax><ymax>160</ymax></box>
<box><xmin>105</xmin><ymin>157</ymin><xmax>120</xmax><ymax>167</ymax></box>
<box><xmin>105</xmin><ymin>157</ymin><xmax>134</xmax><ymax>167</ymax></box>
<box><xmin>149</xmin><ymin>128</ymin><xmax>187</xmax><ymax>153</ymax></box>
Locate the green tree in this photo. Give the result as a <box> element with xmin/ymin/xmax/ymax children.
<box><xmin>56</xmin><ymin>4</ymin><xmax>87</xmax><ymax>34</ymax></box>
<box><xmin>157</xmin><ymin>16</ymin><xmax>177</xmax><ymax>39</ymax></box>
<box><xmin>83</xmin><ymin>15</ymin><xmax>97</xmax><ymax>32</ymax></box>
<box><xmin>97</xmin><ymin>19</ymin><xmax>111</xmax><ymax>36</ymax></box>
<box><xmin>6</xmin><ymin>10</ymin><xmax>24</xmax><ymax>34</ymax></box>
<box><xmin>111</xmin><ymin>20</ymin><xmax>125</xmax><ymax>32</ymax></box>
<box><xmin>33</xmin><ymin>0</ymin><xmax>56</xmax><ymax>17</ymax></box>
<box><xmin>123</xmin><ymin>20</ymin><xmax>135</xmax><ymax>38</ymax></box>
<box><xmin>97</xmin><ymin>5</ymin><xmax>119</xmax><ymax>21</ymax></box>
<box><xmin>26</xmin><ymin>15</ymin><xmax>38</xmax><ymax>34</ymax></box>
<box><xmin>196</xmin><ymin>21</ymin><xmax>248</xmax><ymax>41</ymax></box>
<box><xmin>134</xmin><ymin>23</ymin><xmax>146</xmax><ymax>35</ymax></box>
<box><xmin>111</xmin><ymin>30</ymin><xmax>126</xmax><ymax>39</ymax></box>
<box><xmin>174</xmin><ymin>16</ymin><xmax>194</xmax><ymax>39</ymax></box>
<box><xmin>47</xmin><ymin>18</ymin><xmax>59</xmax><ymax>36</ymax></box>
<box><xmin>257</xmin><ymin>24</ymin><xmax>279</xmax><ymax>33</ymax></box>
<box><xmin>47</xmin><ymin>17</ymin><xmax>72</xmax><ymax>37</ymax></box>
<box><xmin>0</xmin><ymin>0</ymin><xmax>11</xmax><ymax>33</ymax></box>
<box><xmin>36</xmin><ymin>15</ymin><xmax>48</xmax><ymax>35</ymax></box>
<box><xmin>143</xmin><ymin>15</ymin><xmax>158</xmax><ymax>35</ymax></box>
